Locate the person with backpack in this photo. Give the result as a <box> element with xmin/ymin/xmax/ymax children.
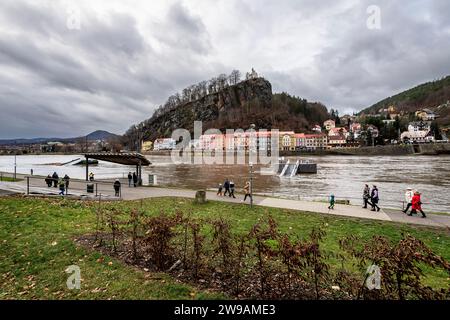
<box><xmin>328</xmin><ymin>194</ymin><xmax>335</xmax><ymax>210</ymax></box>
<box><xmin>58</xmin><ymin>178</ymin><xmax>65</xmax><ymax>196</ymax></box>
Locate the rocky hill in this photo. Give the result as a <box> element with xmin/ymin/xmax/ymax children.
<box><xmin>360</xmin><ymin>75</ymin><xmax>450</xmax><ymax>126</ymax></box>
<box><xmin>141</xmin><ymin>77</ymin><xmax>273</xmax><ymax>141</ymax></box>
<box><xmin>126</xmin><ymin>77</ymin><xmax>329</xmax><ymax>145</ymax></box>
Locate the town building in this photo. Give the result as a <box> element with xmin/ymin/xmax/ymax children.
<box><xmin>328</xmin><ymin>127</ymin><xmax>349</xmax><ymax>138</ymax></box>
<box><xmin>367</xmin><ymin>125</ymin><xmax>379</xmax><ymax>138</ymax></box>
<box><xmin>279</xmin><ymin>131</ymin><xmax>296</xmax><ymax>151</ymax></box>
<box><xmin>311</xmin><ymin>125</ymin><xmax>322</xmax><ymax>133</ymax></box>
<box><xmin>400</xmin><ymin>121</ymin><xmax>434</xmax><ymax>143</ymax></box>
<box><xmin>415</xmin><ymin>109</ymin><xmax>437</xmax><ymax>121</ymax></box>
<box><xmin>304</xmin><ymin>134</ymin><xmax>327</xmax><ymax>150</ymax></box>
<box><xmin>294</xmin><ymin>133</ymin><xmax>306</xmax><ymax>150</ymax></box>
<box><xmin>328</xmin><ymin>135</ymin><xmax>346</xmax><ymax>148</ymax></box>
<box><xmin>153</xmin><ymin>138</ymin><xmax>176</xmax><ymax>150</ymax></box>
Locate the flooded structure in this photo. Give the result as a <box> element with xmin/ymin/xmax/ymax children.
<box><xmin>277</xmin><ymin>159</ymin><xmax>317</xmax><ymax>177</ymax></box>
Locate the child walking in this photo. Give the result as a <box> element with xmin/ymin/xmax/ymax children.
<box><xmin>328</xmin><ymin>194</ymin><xmax>335</xmax><ymax>210</ymax></box>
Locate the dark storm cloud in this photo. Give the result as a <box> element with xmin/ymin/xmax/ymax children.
<box><xmin>0</xmin><ymin>0</ymin><xmax>449</xmax><ymax>139</ymax></box>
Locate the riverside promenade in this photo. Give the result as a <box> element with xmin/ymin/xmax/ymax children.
<box><xmin>0</xmin><ymin>174</ymin><xmax>449</xmax><ymax>229</ymax></box>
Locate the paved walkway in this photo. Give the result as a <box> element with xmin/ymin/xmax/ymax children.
<box><xmin>1</xmin><ymin>176</ymin><xmax>449</xmax><ymax>229</ymax></box>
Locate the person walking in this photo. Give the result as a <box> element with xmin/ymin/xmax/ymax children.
<box><xmin>128</xmin><ymin>172</ymin><xmax>133</xmax><ymax>187</ymax></box>
<box><xmin>89</xmin><ymin>172</ymin><xmax>95</xmax><ymax>182</ymax></box>
<box><xmin>63</xmin><ymin>174</ymin><xmax>70</xmax><ymax>195</ymax></box>
<box><xmin>58</xmin><ymin>178</ymin><xmax>65</xmax><ymax>196</ymax></box>
<box><xmin>328</xmin><ymin>194</ymin><xmax>335</xmax><ymax>210</ymax></box>
<box><xmin>402</xmin><ymin>187</ymin><xmax>414</xmax><ymax>214</ymax></box>
<box><xmin>363</xmin><ymin>184</ymin><xmax>371</xmax><ymax>208</ymax></box>
<box><xmin>243</xmin><ymin>181</ymin><xmax>252</xmax><ymax>202</ymax></box>
<box><xmin>229</xmin><ymin>180</ymin><xmax>236</xmax><ymax>198</ymax></box>
<box><xmin>113</xmin><ymin>179</ymin><xmax>121</xmax><ymax>197</ymax></box>
<box><xmin>52</xmin><ymin>172</ymin><xmax>59</xmax><ymax>188</ymax></box>
<box><xmin>132</xmin><ymin>172</ymin><xmax>138</xmax><ymax>187</ymax></box>
<box><xmin>217</xmin><ymin>183</ymin><xmax>223</xmax><ymax>196</ymax></box>
<box><xmin>371</xmin><ymin>185</ymin><xmax>380</xmax><ymax>212</ymax></box>
<box><xmin>409</xmin><ymin>191</ymin><xmax>426</xmax><ymax>218</ymax></box>
<box><xmin>45</xmin><ymin>174</ymin><xmax>52</xmax><ymax>187</ymax></box>
<box><xmin>223</xmin><ymin>179</ymin><xmax>230</xmax><ymax>196</ymax></box>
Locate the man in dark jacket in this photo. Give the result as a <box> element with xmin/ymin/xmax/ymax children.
<box><xmin>63</xmin><ymin>174</ymin><xmax>70</xmax><ymax>195</ymax></box>
<box><xmin>363</xmin><ymin>184</ymin><xmax>371</xmax><ymax>209</ymax></box>
<box><xmin>371</xmin><ymin>185</ymin><xmax>380</xmax><ymax>212</ymax></box>
<box><xmin>223</xmin><ymin>179</ymin><xmax>230</xmax><ymax>196</ymax></box>
<box><xmin>229</xmin><ymin>180</ymin><xmax>236</xmax><ymax>198</ymax></box>
<box><xmin>45</xmin><ymin>175</ymin><xmax>52</xmax><ymax>187</ymax></box>
<box><xmin>52</xmin><ymin>172</ymin><xmax>59</xmax><ymax>188</ymax></box>
<box><xmin>132</xmin><ymin>172</ymin><xmax>138</xmax><ymax>187</ymax></box>
<box><xmin>128</xmin><ymin>172</ymin><xmax>132</xmax><ymax>187</ymax></box>
<box><xmin>113</xmin><ymin>179</ymin><xmax>121</xmax><ymax>197</ymax></box>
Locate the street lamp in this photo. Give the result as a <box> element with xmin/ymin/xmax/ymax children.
<box><xmin>249</xmin><ymin>162</ymin><xmax>253</xmax><ymax>208</ymax></box>
<box><xmin>14</xmin><ymin>153</ymin><xmax>17</xmax><ymax>181</ymax></box>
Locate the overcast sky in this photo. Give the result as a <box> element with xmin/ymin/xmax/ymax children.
<box><xmin>1</xmin><ymin>0</ymin><xmax>449</xmax><ymax>139</ymax></box>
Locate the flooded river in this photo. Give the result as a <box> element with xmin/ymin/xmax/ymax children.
<box><xmin>1</xmin><ymin>154</ymin><xmax>449</xmax><ymax>213</ymax></box>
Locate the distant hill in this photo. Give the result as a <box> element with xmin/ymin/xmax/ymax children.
<box><xmin>359</xmin><ymin>75</ymin><xmax>450</xmax><ymax>126</ymax></box>
<box><xmin>0</xmin><ymin>130</ymin><xmax>120</xmax><ymax>146</ymax></box>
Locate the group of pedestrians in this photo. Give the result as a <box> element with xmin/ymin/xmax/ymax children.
<box><xmin>402</xmin><ymin>187</ymin><xmax>426</xmax><ymax>218</ymax></box>
<box><xmin>217</xmin><ymin>178</ymin><xmax>253</xmax><ymax>203</ymax></box>
<box><xmin>127</xmin><ymin>172</ymin><xmax>139</xmax><ymax>187</ymax></box>
<box><xmin>45</xmin><ymin>172</ymin><xmax>70</xmax><ymax>195</ymax></box>
<box><xmin>362</xmin><ymin>184</ymin><xmax>381</xmax><ymax>212</ymax></box>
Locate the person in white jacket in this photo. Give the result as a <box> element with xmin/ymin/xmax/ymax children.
<box><xmin>402</xmin><ymin>187</ymin><xmax>415</xmax><ymax>214</ymax></box>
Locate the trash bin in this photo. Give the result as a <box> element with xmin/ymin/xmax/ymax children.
<box><xmin>148</xmin><ymin>174</ymin><xmax>157</xmax><ymax>186</ymax></box>
<box><xmin>87</xmin><ymin>183</ymin><xmax>94</xmax><ymax>193</ymax></box>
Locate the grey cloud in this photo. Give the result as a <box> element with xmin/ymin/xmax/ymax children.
<box><xmin>0</xmin><ymin>0</ymin><xmax>449</xmax><ymax>139</ymax></box>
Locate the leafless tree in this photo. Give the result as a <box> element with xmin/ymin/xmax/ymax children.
<box><xmin>229</xmin><ymin>70</ymin><xmax>241</xmax><ymax>85</ymax></box>
<box><xmin>217</xmin><ymin>74</ymin><xmax>228</xmax><ymax>90</ymax></box>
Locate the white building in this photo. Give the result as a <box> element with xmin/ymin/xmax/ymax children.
<box><xmin>400</xmin><ymin>121</ymin><xmax>434</xmax><ymax>143</ymax></box>
<box><xmin>153</xmin><ymin>138</ymin><xmax>176</xmax><ymax>150</ymax></box>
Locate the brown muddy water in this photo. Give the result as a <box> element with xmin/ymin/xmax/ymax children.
<box><xmin>1</xmin><ymin>154</ymin><xmax>449</xmax><ymax>212</ymax></box>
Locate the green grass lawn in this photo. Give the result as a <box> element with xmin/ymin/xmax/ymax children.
<box><xmin>0</xmin><ymin>196</ymin><xmax>449</xmax><ymax>300</ymax></box>
<box><xmin>0</xmin><ymin>177</ymin><xmax>22</xmax><ymax>182</ymax></box>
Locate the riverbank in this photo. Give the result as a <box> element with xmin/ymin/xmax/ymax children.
<box><xmin>0</xmin><ymin>196</ymin><xmax>449</xmax><ymax>299</ymax></box>
<box><xmin>1</xmin><ymin>175</ymin><xmax>449</xmax><ymax>227</ymax></box>
<box><xmin>2</xmin><ymin>142</ymin><xmax>450</xmax><ymax>157</ymax></box>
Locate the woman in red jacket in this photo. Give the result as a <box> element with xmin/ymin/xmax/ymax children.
<box><xmin>408</xmin><ymin>191</ymin><xmax>426</xmax><ymax>218</ymax></box>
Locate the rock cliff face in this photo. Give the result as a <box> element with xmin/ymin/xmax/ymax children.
<box><xmin>141</xmin><ymin>78</ymin><xmax>272</xmax><ymax>141</ymax></box>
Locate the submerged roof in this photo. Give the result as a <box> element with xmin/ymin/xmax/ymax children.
<box><xmin>84</xmin><ymin>152</ymin><xmax>151</xmax><ymax>166</ymax></box>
